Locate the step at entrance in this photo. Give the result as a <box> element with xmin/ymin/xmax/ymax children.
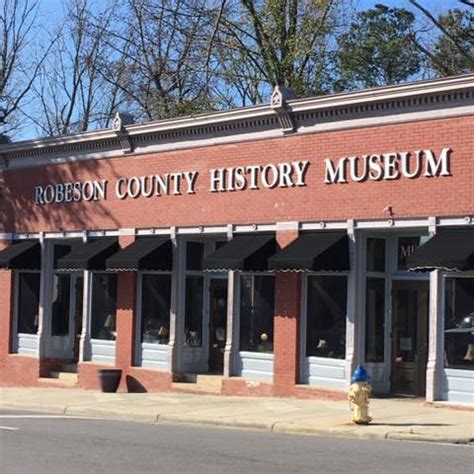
<box><xmin>172</xmin><ymin>374</ymin><xmax>223</xmax><ymax>394</ymax></box>
<box><xmin>39</xmin><ymin>363</ymin><xmax>78</xmax><ymax>388</ymax></box>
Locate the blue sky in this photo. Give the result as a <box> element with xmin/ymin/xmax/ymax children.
<box><xmin>37</xmin><ymin>0</ymin><xmax>467</xmax><ymax>16</ymax></box>
<box><xmin>11</xmin><ymin>0</ymin><xmax>471</xmax><ymax>141</ymax></box>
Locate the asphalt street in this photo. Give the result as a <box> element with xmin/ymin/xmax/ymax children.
<box><xmin>0</xmin><ymin>410</ymin><xmax>472</xmax><ymax>474</ymax></box>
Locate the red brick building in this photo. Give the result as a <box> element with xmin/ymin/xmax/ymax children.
<box><xmin>0</xmin><ymin>75</ymin><xmax>473</xmax><ymax>403</ymax></box>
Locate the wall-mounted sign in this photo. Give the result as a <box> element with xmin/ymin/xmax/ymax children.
<box><xmin>324</xmin><ymin>148</ymin><xmax>451</xmax><ymax>184</ymax></box>
<box><xmin>33</xmin><ymin>148</ymin><xmax>451</xmax><ymax>205</ymax></box>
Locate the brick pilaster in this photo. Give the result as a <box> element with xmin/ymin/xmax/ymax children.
<box><xmin>273</xmin><ymin>229</ymin><xmax>301</xmax><ymax>396</ymax></box>
<box><xmin>115</xmin><ymin>234</ymin><xmax>137</xmax><ymax>370</ymax></box>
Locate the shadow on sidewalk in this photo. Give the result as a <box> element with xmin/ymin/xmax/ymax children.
<box><xmin>369</xmin><ymin>423</ymin><xmax>451</xmax><ymax>427</ymax></box>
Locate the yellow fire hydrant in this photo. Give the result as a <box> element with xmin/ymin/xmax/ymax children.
<box><xmin>349</xmin><ymin>365</ymin><xmax>372</xmax><ymax>425</ymax></box>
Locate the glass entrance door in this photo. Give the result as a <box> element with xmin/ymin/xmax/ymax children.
<box><xmin>208</xmin><ymin>278</ymin><xmax>228</xmax><ymax>373</ymax></box>
<box><xmin>49</xmin><ymin>273</ymin><xmax>83</xmax><ymax>360</ymax></box>
<box><xmin>391</xmin><ymin>280</ymin><xmax>429</xmax><ymax>396</ymax></box>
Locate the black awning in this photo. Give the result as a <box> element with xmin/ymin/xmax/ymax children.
<box><xmin>0</xmin><ymin>240</ymin><xmax>41</xmax><ymax>270</ymax></box>
<box><xmin>268</xmin><ymin>232</ymin><xmax>349</xmax><ymax>271</ymax></box>
<box><xmin>57</xmin><ymin>239</ymin><xmax>119</xmax><ymax>271</ymax></box>
<box><xmin>203</xmin><ymin>234</ymin><xmax>276</xmax><ymax>271</ymax></box>
<box><xmin>106</xmin><ymin>237</ymin><xmax>172</xmax><ymax>271</ymax></box>
<box><xmin>406</xmin><ymin>228</ymin><xmax>474</xmax><ymax>271</ymax></box>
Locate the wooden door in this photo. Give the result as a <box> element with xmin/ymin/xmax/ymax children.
<box><xmin>391</xmin><ymin>280</ymin><xmax>429</xmax><ymax>396</ymax></box>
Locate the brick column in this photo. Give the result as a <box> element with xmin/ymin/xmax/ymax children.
<box><xmin>115</xmin><ymin>233</ymin><xmax>137</xmax><ymax>370</ymax></box>
<box><xmin>273</xmin><ymin>225</ymin><xmax>301</xmax><ymax>396</ymax></box>
<box><xmin>0</xmin><ymin>240</ymin><xmax>13</xmax><ymax>362</ymax></box>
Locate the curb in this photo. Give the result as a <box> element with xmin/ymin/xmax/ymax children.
<box><xmin>1</xmin><ymin>403</ymin><xmax>472</xmax><ymax>445</ymax></box>
<box><xmin>385</xmin><ymin>432</ymin><xmax>474</xmax><ymax>445</ymax></box>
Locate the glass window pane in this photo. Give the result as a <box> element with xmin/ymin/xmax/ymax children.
<box><xmin>306</xmin><ymin>276</ymin><xmax>347</xmax><ymax>359</ymax></box>
<box><xmin>365</xmin><ymin>277</ymin><xmax>385</xmax><ymax>362</ymax></box>
<box><xmin>445</xmin><ymin>278</ymin><xmax>474</xmax><ymax>370</ymax></box>
<box><xmin>184</xmin><ymin>276</ymin><xmax>203</xmax><ymax>346</ymax></box>
<box><xmin>366</xmin><ymin>238</ymin><xmax>385</xmax><ymax>272</ymax></box>
<box><xmin>90</xmin><ymin>274</ymin><xmax>117</xmax><ymax>340</ymax></box>
<box><xmin>141</xmin><ymin>274</ymin><xmax>171</xmax><ymax>344</ymax></box>
<box><xmin>17</xmin><ymin>272</ymin><xmax>40</xmax><ymax>334</ymax></box>
<box><xmin>239</xmin><ymin>275</ymin><xmax>274</xmax><ymax>353</ymax></box>
<box><xmin>51</xmin><ymin>274</ymin><xmax>71</xmax><ymax>336</ymax></box>
<box><xmin>186</xmin><ymin>242</ymin><xmax>204</xmax><ymax>271</ymax></box>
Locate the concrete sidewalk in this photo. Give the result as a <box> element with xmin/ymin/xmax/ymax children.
<box><xmin>1</xmin><ymin>387</ymin><xmax>473</xmax><ymax>445</ymax></box>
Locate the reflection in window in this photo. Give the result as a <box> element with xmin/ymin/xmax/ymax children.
<box><xmin>445</xmin><ymin>278</ymin><xmax>474</xmax><ymax>370</ymax></box>
<box><xmin>240</xmin><ymin>275</ymin><xmax>274</xmax><ymax>353</ymax></box>
<box><xmin>366</xmin><ymin>238</ymin><xmax>385</xmax><ymax>272</ymax></box>
<box><xmin>141</xmin><ymin>274</ymin><xmax>171</xmax><ymax>344</ymax></box>
<box><xmin>17</xmin><ymin>272</ymin><xmax>40</xmax><ymax>334</ymax></box>
<box><xmin>51</xmin><ymin>274</ymin><xmax>71</xmax><ymax>336</ymax></box>
<box><xmin>365</xmin><ymin>277</ymin><xmax>385</xmax><ymax>362</ymax></box>
<box><xmin>90</xmin><ymin>274</ymin><xmax>117</xmax><ymax>340</ymax></box>
<box><xmin>306</xmin><ymin>276</ymin><xmax>347</xmax><ymax>359</ymax></box>
<box><xmin>184</xmin><ymin>276</ymin><xmax>203</xmax><ymax>347</ymax></box>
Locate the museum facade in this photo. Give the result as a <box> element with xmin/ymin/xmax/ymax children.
<box><xmin>0</xmin><ymin>74</ymin><xmax>473</xmax><ymax>404</ymax></box>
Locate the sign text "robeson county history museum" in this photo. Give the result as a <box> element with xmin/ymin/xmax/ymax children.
<box><xmin>33</xmin><ymin>148</ymin><xmax>451</xmax><ymax>205</ymax></box>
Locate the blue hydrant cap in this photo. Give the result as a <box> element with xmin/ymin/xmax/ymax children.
<box><xmin>352</xmin><ymin>365</ymin><xmax>369</xmax><ymax>382</ymax></box>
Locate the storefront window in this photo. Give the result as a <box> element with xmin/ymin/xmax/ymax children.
<box><xmin>444</xmin><ymin>277</ymin><xmax>474</xmax><ymax>370</ymax></box>
<box><xmin>90</xmin><ymin>273</ymin><xmax>117</xmax><ymax>340</ymax></box>
<box><xmin>366</xmin><ymin>238</ymin><xmax>385</xmax><ymax>272</ymax></box>
<box><xmin>306</xmin><ymin>276</ymin><xmax>347</xmax><ymax>359</ymax></box>
<box><xmin>184</xmin><ymin>276</ymin><xmax>203</xmax><ymax>346</ymax></box>
<box><xmin>240</xmin><ymin>275</ymin><xmax>274</xmax><ymax>353</ymax></box>
<box><xmin>51</xmin><ymin>274</ymin><xmax>71</xmax><ymax>336</ymax></box>
<box><xmin>141</xmin><ymin>274</ymin><xmax>171</xmax><ymax>344</ymax></box>
<box><xmin>17</xmin><ymin>272</ymin><xmax>40</xmax><ymax>334</ymax></box>
<box><xmin>365</xmin><ymin>277</ymin><xmax>385</xmax><ymax>362</ymax></box>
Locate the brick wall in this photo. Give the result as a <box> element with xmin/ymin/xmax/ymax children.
<box><xmin>1</xmin><ymin>117</ymin><xmax>472</xmax><ymax>234</ymax></box>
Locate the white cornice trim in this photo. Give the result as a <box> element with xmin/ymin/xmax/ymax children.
<box><xmin>9</xmin><ymin>215</ymin><xmax>474</xmax><ymax>240</ymax></box>
<box><xmin>1</xmin><ymin>75</ymin><xmax>472</xmax><ymax>149</ymax></box>
<box><xmin>1</xmin><ymin>74</ymin><xmax>473</xmax><ymax>172</ymax></box>
<box><xmin>289</xmin><ymin>74</ymin><xmax>474</xmax><ymax>112</ymax></box>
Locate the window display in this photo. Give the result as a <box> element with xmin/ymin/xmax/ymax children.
<box><xmin>141</xmin><ymin>274</ymin><xmax>171</xmax><ymax>344</ymax></box>
<box><xmin>240</xmin><ymin>275</ymin><xmax>274</xmax><ymax>353</ymax></box>
<box><xmin>17</xmin><ymin>272</ymin><xmax>40</xmax><ymax>334</ymax></box>
<box><xmin>365</xmin><ymin>277</ymin><xmax>385</xmax><ymax>362</ymax></box>
<box><xmin>90</xmin><ymin>273</ymin><xmax>117</xmax><ymax>340</ymax></box>
<box><xmin>306</xmin><ymin>275</ymin><xmax>347</xmax><ymax>359</ymax></box>
<box><xmin>445</xmin><ymin>277</ymin><xmax>474</xmax><ymax>370</ymax></box>
<box><xmin>184</xmin><ymin>276</ymin><xmax>203</xmax><ymax>347</ymax></box>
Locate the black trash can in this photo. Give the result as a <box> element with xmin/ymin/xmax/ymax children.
<box><xmin>97</xmin><ymin>369</ymin><xmax>122</xmax><ymax>393</ymax></box>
